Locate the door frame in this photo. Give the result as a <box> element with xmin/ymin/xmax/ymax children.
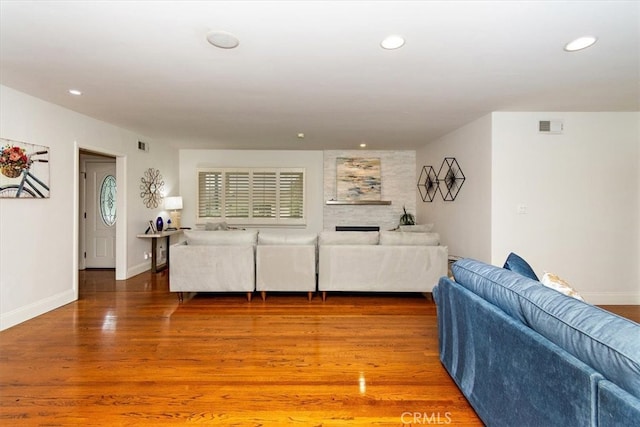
<box><xmin>74</xmin><ymin>143</ymin><xmax>127</xmax><ymax>285</ymax></box>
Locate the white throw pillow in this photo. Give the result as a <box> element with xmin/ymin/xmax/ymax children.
<box><xmin>318</xmin><ymin>231</ymin><xmax>379</xmax><ymax>245</ymax></box>
<box><xmin>204</xmin><ymin>221</ymin><xmax>229</xmax><ymax>231</ymax></box>
<box><xmin>541</xmin><ymin>272</ymin><xmax>585</xmax><ymax>301</ymax></box>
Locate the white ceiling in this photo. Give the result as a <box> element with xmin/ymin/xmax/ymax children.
<box><xmin>1</xmin><ymin>1</ymin><xmax>638</xmax><ymax>151</ymax></box>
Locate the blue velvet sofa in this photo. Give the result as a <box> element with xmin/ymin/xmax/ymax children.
<box><xmin>433</xmin><ymin>258</ymin><xmax>640</xmax><ymax>427</ymax></box>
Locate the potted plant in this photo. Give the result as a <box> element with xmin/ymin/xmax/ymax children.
<box><xmin>399</xmin><ymin>205</ymin><xmax>415</xmax><ymax>226</ymax></box>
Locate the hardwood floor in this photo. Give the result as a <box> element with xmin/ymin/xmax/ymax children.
<box><xmin>1</xmin><ymin>270</ymin><xmax>637</xmax><ymax>426</ymax></box>
<box><xmin>1</xmin><ymin>270</ymin><xmax>481</xmax><ymax>426</ymax></box>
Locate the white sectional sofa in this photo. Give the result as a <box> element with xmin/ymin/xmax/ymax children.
<box><xmin>255</xmin><ymin>232</ymin><xmax>317</xmax><ymax>301</ymax></box>
<box><xmin>169</xmin><ymin>228</ymin><xmax>448</xmax><ymax>302</ymax></box>
<box><xmin>318</xmin><ymin>230</ymin><xmax>448</xmax><ymax>301</ymax></box>
<box><xmin>169</xmin><ymin>230</ymin><xmax>258</xmax><ymax>301</ymax></box>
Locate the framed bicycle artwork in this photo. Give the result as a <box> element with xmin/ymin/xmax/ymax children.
<box><xmin>0</xmin><ymin>138</ymin><xmax>50</xmax><ymax>198</ymax></box>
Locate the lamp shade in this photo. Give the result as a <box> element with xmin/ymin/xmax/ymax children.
<box><xmin>164</xmin><ymin>196</ymin><xmax>183</xmax><ymax>210</ymax></box>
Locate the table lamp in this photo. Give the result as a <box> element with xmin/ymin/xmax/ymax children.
<box><xmin>164</xmin><ymin>196</ymin><xmax>183</xmax><ymax>230</ymax></box>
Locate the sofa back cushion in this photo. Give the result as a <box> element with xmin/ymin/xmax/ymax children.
<box><xmin>379</xmin><ymin>231</ymin><xmax>440</xmax><ymax>246</ymax></box>
<box><xmin>452</xmin><ymin>258</ymin><xmax>536</xmax><ymax>323</ymax></box>
<box><xmin>318</xmin><ymin>231</ymin><xmax>379</xmax><ymax>245</ymax></box>
<box><xmin>399</xmin><ymin>224</ymin><xmax>434</xmax><ymax>232</ymax></box>
<box><xmin>184</xmin><ymin>230</ymin><xmax>258</xmax><ymax>246</ymax></box>
<box><xmin>258</xmin><ymin>232</ymin><xmax>317</xmax><ymax>246</ymax></box>
<box><xmin>452</xmin><ymin>258</ymin><xmax>640</xmax><ymax>401</ymax></box>
<box><xmin>521</xmin><ymin>284</ymin><xmax>640</xmax><ymax>401</ymax></box>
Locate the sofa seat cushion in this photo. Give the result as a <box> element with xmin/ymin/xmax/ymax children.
<box><xmin>452</xmin><ymin>258</ymin><xmax>640</xmax><ymax>402</ymax></box>
<box><xmin>184</xmin><ymin>230</ymin><xmax>258</xmax><ymax>246</ymax></box>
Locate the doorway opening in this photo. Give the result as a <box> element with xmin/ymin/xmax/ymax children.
<box><xmin>77</xmin><ymin>147</ymin><xmax>126</xmax><ymax>281</ymax></box>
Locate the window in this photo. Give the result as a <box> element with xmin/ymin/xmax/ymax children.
<box><xmin>197</xmin><ymin>168</ymin><xmax>305</xmax><ymax>225</ymax></box>
<box><xmin>99</xmin><ymin>175</ymin><xmax>117</xmax><ymax>226</ymax></box>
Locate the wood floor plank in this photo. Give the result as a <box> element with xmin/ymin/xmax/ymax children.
<box><xmin>1</xmin><ymin>269</ymin><xmax>636</xmax><ymax>426</ymax></box>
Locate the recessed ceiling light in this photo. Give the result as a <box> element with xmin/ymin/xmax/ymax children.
<box><xmin>381</xmin><ymin>35</ymin><xmax>405</xmax><ymax>50</ymax></box>
<box><xmin>206</xmin><ymin>30</ymin><xmax>240</xmax><ymax>49</ymax></box>
<box><xmin>564</xmin><ymin>36</ymin><xmax>597</xmax><ymax>52</ymax></box>
<box><xmin>297</xmin><ymin>133</ymin><xmax>305</xmax><ymax>139</ymax></box>
<box><xmin>68</xmin><ymin>89</ymin><xmax>82</xmax><ymax>96</ymax></box>
<box><xmin>360</xmin><ymin>143</ymin><xmax>367</xmax><ymax>148</ymax></box>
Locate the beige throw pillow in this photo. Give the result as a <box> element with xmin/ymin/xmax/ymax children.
<box><xmin>541</xmin><ymin>272</ymin><xmax>585</xmax><ymax>301</ymax></box>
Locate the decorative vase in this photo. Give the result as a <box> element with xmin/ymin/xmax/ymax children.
<box><xmin>156</xmin><ymin>216</ymin><xmax>164</xmax><ymax>232</ymax></box>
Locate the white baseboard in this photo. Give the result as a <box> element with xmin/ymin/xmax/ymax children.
<box><xmin>0</xmin><ymin>289</ymin><xmax>76</xmax><ymax>331</ymax></box>
<box><xmin>583</xmin><ymin>292</ymin><xmax>640</xmax><ymax>305</ymax></box>
<box><xmin>126</xmin><ymin>261</ymin><xmax>151</xmax><ymax>279</ymax></box>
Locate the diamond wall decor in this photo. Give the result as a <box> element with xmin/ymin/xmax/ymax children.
<box><xmin>417</xmin><ymin>165</ymin><xmax>438</xmax><ymax>202</ymax></box>
<box><xmin>417</xmin><ymin>157</ymin><xmax>465</xmax><ymax>202</ymax></box>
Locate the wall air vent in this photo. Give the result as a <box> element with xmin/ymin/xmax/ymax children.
<box><xmin>539</xmin><ymin>120</ymin><xmax>564</xmax><ymax>134</ymax></box>
<box><xmin>138</xmin><ymin>140</ymin><xmax>149</xmax><ymax>152</ymax></box>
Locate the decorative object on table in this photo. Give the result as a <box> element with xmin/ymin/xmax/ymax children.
<box><xmin>417</xmin><ymin>157</ymin><xmax>465</xmax><ymax>202</ymax></box>
<box><xmin>399</xmin><ymin>205</ymin><xmax>415</xmax><ymax>226</ymax></box>
<box><xmin>164</xmin><ymin>196</ymin><xmax>183</xmax><ymax>229</ymax></box>
<box><xmin>336</xmin><ymin>157</ymin><xmax>381</xmax><ymax>201</ymax></box>
<box><xmin>156</xmin><ymin>216</ymin><xmax>164</xmax><ymax>232</ymax></box>
<box><xmin>148</xmin><ymin>220</ymin><xmax>157</xmax><ymax>234</ymax></box>
<box><xmin>0</xmin><ymin>138</ymin><xmax>50</xmax><ymax>198</ymax></box>
<box><xmin>140</xmin><ymin>167</ymin><xmax>164</xmax><ymax>208</ymax></box>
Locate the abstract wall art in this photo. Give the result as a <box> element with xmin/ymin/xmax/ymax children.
<box><xmin>336</xmin><ymin>157</ymin><xmax>381</xmax><ymax>201</ymax></box>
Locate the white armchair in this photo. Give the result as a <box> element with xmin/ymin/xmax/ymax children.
<box><xmin>256</xmin><ymin>232</ymin><xmax>317</xmax><ymax>301</ymax></box>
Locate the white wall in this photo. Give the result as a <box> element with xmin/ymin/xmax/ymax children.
<box><xmin>324</xmin><ymin>150</ymin><xmax>416</xmax><ymax>231</ymax></box>
<box><xmin>0</xmin><ymin>85</ymin><xmax>177</xmax><ymax>330</ymax></box>
<box><xmin>179</xmin><ymin>149</ymin><xmax>324</xmax><ymax>233</ymax></box>
<box><xmin>492</xmin><ymin>112</ymin><xmax>639</xmax><ymax>304</ymax></box>
<box><xmin>416</xmin><ymin>114</ymin><xmax>493</xmax><ymax>261</ymax></box>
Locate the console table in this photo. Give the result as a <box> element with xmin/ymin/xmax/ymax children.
<box><xmin>136</xmin><ymin>229</ymin><xmax>183</xmax><ymax>273</ymax></box>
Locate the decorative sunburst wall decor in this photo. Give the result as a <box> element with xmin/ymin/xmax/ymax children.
<box><xmin>140</xmin><ymin>168</ymin><xmax>164</xmax><ymax>208</ymax></box>
<box><xmin>417</xmin><ymin>157</ymin><xmax>465</xmax><ymax>202</ymax></box>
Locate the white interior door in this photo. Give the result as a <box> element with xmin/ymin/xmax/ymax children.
<box><xmin>85</xmin><ymin>162</ymin><xmax>116</xmax><ymax>268</ymax></box>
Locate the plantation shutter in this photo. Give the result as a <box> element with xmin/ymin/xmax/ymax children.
<box><xmin>252</xmin><ymin>172</ymin><xmax>277</xmax><ymax>218</ymax></box>
<box><xmin>198</xmin><ymin>171</ymin><xmax>223</xmax><ymax>218</ymax></box>
<box><xmin>279</xmin><ymin>171</ymin><xmax>304</xmax><ymax>219</ymax></box>
<box><xmin>225</xmin><ymin>172</ymin><xmax>250</xmax><ymax>218</ymax></box>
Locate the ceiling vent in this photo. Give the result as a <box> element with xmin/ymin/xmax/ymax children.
<box><xmin>138</xmin><ymin>140</ymin><xmax>149</xmax><ymax>152</ymax></box>
<box><xmin>539</xmin><ymin>120</ymin><xmax>564</xmax><ymax>134</ymax></box>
